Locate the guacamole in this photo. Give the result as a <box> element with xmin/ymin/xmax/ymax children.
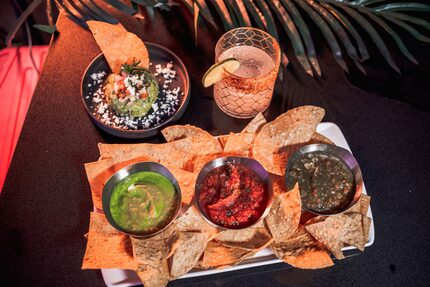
<box><xmin>104</xmin><ymin>61</ymin><xmax>159</xmax><ymax>118</ymax></box>
<box><xmin>109</xmin><ymin>171</ymin><xmax>178</xmax><ymax>234</ymax></box>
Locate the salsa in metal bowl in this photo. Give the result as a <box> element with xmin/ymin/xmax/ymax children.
<box><xmin>102</xmin><ymin>162</ymin><xmax>181</xmax><ymax>237</ymax></box>
<box><xmin>196</xmin><ymin>159</ymin><xmax>270</xmax><ymax>229</ymax></box>
<box><xmin>286</xmin><ymin>144</ymin><xmax>362</xmax><ymax>215</ymax></box>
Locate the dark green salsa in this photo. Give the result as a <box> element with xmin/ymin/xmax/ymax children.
<box><xmin>286</xmin><ymin>151</ymin><xmax>355</xmax><ymax>214</ymax></box>
<box><xmin>109</xmin><ymin>171</ymin><xmax>178</xmax><ymax>234</ymax></box>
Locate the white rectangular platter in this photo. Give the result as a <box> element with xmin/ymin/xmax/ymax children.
<box><xmin>101</xmin><ymin>122</ymin><xmax>375</xmax><ymax>287</ymax></box>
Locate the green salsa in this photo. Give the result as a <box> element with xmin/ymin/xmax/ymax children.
<box><xmin>287</xmin><ymin>152</ymin><xmax>355</xmax><ymax>214</ymax></box>
<box><xmin>109</xmin><ymin>171</ymin><xmax>178</xmax><ymax>234</ymax></box>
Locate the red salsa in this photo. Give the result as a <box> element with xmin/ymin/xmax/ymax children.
<box><xmin>198</xmin><ymin>163</ymin><xmax>267</xmax><ymax>228</ymax></box>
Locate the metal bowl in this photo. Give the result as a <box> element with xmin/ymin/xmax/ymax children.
<box><xmin>285</xmin><ymin>144</ymin><xmax>363</xmax><ymax>216</ymax></box>
<box><xmin>102</xmin><ymin>162</ymin><xmax>182</xmax><ymax>238</ymax></box>
<box><xmin>194</xmin><ymin>156</ymin><xmax>273</xmax><ymax>230</ymax></box>
<box><xmin>81</xmin><ymin>43</ymin><xmax>190</xmax><ymax>139</ymax></box>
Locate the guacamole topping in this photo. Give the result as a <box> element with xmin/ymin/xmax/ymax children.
<box><xmin>109</xmin><ymin>171</ymin><xmax>178</xmax><ymax>234</ymax></box>
<box><xmin>104</xmin><ymin>61</ymin><xmax>159</xmax><ymax>118</ymax></box>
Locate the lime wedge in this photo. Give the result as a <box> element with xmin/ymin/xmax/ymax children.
<box><xmin>202</xmin><ymin>58</ymin><xmax>240</xmax><ymax>88</ymax></box>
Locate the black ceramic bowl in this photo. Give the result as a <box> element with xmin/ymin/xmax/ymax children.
<box><xmin>102</xmin><ymin>162</ymin><xmax>182</xmax><ymax>238</ymax></box>
<box><xmin>81</xmin><ymin>43</ymin><xmax>190</xmax><ymax>139</ymax></box>
<box><xmin>285</xmin><ymin>144</ymin><xmax>363</xmax><ymax>216</ymax></box>
<box><xmin>194</xmin><ymin>156</ymin><xmax>273</xmax><ymax>230</ymax></box>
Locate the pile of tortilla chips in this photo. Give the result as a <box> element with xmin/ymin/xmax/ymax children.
<box><xmin>82</xmin><ymin>106</ymin><xmax>372</xmax><ymax>287</ymax></box>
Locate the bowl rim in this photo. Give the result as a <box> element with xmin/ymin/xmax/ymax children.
<box><xmin>80</xmin><ymin>42</ymin><xmax>190</xmax><ymax>137</ymax></box>
<box><xmin>101</xmin><ymin>161</ymin><xmax>182</xmax><ymax>238</ymax></box>
<box><xmin>285</xmin><ymin>143</ymin><xmax>363</xmax><ymax>216</ymax></box>
<box><xmin>194</xmin><ymin>156</ymin><xmax>273</xmax><ymax>230</ymax></box>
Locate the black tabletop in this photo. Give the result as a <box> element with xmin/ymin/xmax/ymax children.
<box><xmin>1</xmin><ymin>5</ymin><xmax>430</xmax><ymax>287</ymax></box>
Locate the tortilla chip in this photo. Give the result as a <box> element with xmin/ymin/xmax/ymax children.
<box><xmin>270</xmin><ymin>226</ymin><xmax>333</xmax><ymax>269</ymax></box>
<box><xmin>196</xmin><ymin>240</ymin><xmax>256</xmax><ymax>269</ymax></box>
<box><xmin>362</xmin><ymin>216</ymin><xmax>371</xmax><ymax>244</ymax></box>
<box><xmin>265</xmin><ymin>183</ymin><xmax>301</xmax><ymax>242</ymax></box>
<box><xmin>311</xmin><ymin>132</ymin><xmax>334</xmax><ymax>145</ymax></box>
<box><xmin>175</xmin><ymin>206</ymin><xmax>218</xmax><ymax>240</ymax></box>
<box><xmin>304</xmin><ymin>215</ymin><xmax>327</xmax><ymax>225</ymax></box>
<box><xmin>348</xmin><ymin>194</ymin><xmax>371</xmax><ymax>216</ymax></box>
<box><xmin>136</xmin><ymin>260</ymin><xmax>169</xmax><ymax>287</ymax></box>
<box><xmin>270</xmin><ymin>227</ymin><xmax>314</xmax><ymax>256</ymax></box>
<box><xmin>98</xmin><ymin>142</ymin><xmax>190</xmax><ymax>169</ymax></box>
<box><xmin>82</xmin><ymin>212</ymin><xmax>136</xmax><ymax>270</ymax></box>
<box><xmin>168</xmin><ymin>167</ymin><xmax>196</xmax><ymax>205</ymax></box>
<box><xmin>283</xmin><ymin>249</ymin><xmax>334</xmax><ymax>269</ymax></box>
<box><xmin>170</xmin><ymin>231</ymin><xmax>208</xmax><ymax>279</ymax></box>
<box><xmin>98</xmin><ymin>136</ymin><xmax>221</xmax><ymax>170</ymax></box>
<box><xmin>306</xmin><ymin>217</ymin><xmax>345</xmax><ymax>259</ymax></box>
<box><xmin>162</xmin><ymin>125</ymin><xmax>213</xmax><ymax>142</ymax></box>
<box><xmin>215</xmin><ymin>221</ymin><xmax>273</xmax><ymax>250</ymax></box>
<box><xmin>241</xmin><ymin>112</ymin><xmax>266</xmax><ymax>133</ymax></box>
<box><xmin>269</xmin><ymin>174</ymin><xmax>287</xmax><ymax>197</ymax></box>
<box><xmin>253</xmin><ymin>106</ymin><xmax>325</xmax><ymax>175</ymax></box>
<box><xmin>223</xmin><ymin>132</ymin><xmax>255</xmax><ymax>156</ymax></box>
<box><xmin>340</xmin><ymin>213</ymin><xmax>365</xmax><ymax>251</ymax></box>
<box><xmin>215</xmin><ymin>134</ymin><xmax>229</xmax><ymax>150</ymax></box>
<box><xmin>87</xmin><ymin>21</ymin><xmax>149</xmax><ymax>73</ymax></box>
<box><xmin>131</xmin><ymin>223</ymin><xmax>179</xmax><ymax>266</ymax></box>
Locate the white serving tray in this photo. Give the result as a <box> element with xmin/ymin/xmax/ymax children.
<box><xmin>100</xmin><ymin>122</ymin><xmax>375</xmax><ymax>287</ymax></box>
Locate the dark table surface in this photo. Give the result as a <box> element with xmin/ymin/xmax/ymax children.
<box><xmin>1</xmin><ymin>5</ymin><xmax>430</xmax><ymax>287</ymax></box>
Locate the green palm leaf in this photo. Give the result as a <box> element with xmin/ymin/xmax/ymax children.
<box><xmin>243</xmin><ymin>0</ymin><xmax>267</xmax><ymax>30</ymax></box>
<box><xmin>319</xmin><ymin>2</ymin><xmax>369</xmax><ymax>61</ymax></box>
<box><xmin>268</xmin><ymin>1</ymin><xmax>314</xmax><ymax>76</ymax></box>
<box><xmin>382</xmin><ymin>15</ymin><xmax>430</xmax><ymax>43</ymax></box>
<box><xmin>55</xmin><ymin>0</ymin><xmax>88</xmax><ymax>28</ymax></box>
<box><xmin>306</xmin><ymin>0</ymin><xmax>366</xmax><ymax>74</ymax></box>
<box><xmin>295</xmin><ymin>0</ymin><xmax>349</xmax><ymax>73</ymax></box>
<box><xmin>102</xmin><ymin>0</ymin><xmax>136</xmax><ymax>15</ymax></box>
<box><xmin>254</xmin><ymin>0</ymin><xmax>279</xmax><ymax>40</ymax></box>
<box><xmin>281</xmin><ymin>0</ymin><xmax>321</xmax><ymax>76</ymax></box>
<box><xmin>373</xmin><ymin>3</ymin><xmax>430</xmax><ymax>13</ymax></box>
<box><xmin>383</xmin><ymin>12</ymin><xmax>430</xmax><ymax>30</ymax></box>
<box><xmin>329</xmin><ymin>2</ymin><xmax>401</xmax><ymax>73</ymax></box>
<box><xmin>359</xmin><ymin>7</ymin><xmax>418</xmax><ymax>64</ymax></box>
<box><xmin>211</xmin><ymin>0</ymin><xmax>235</xmax><ymax>30</ymax></box>
<box><xmin>193</xmin><ymin>0</ymin><xmax>218</xmax><ymax>29</ymax></box>
<box><xmin>226</xmin><ymin>0</ymin><xmax>251</xmax><ymax>27</ymax></box>
<box><xmin>8</xmin><ymin>0</ymin><xmax>430</xmax><ymax>77</ymax></box>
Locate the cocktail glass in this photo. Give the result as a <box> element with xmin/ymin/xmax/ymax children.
<box><xmin>214</xmin><ymin>27</ymin><xmax>281</xmax><ymax>119</ymax></box>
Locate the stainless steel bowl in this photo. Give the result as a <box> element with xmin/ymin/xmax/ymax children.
<box><xmin>285</xmin><ymin>144</ymin><xmax>363</xmax><ymax>216</ymax></box>
<box><xmin>102</xmin><ymin>162</ymin><xmax>182</xmax><ymax>237</ymax></box>
<box><xmin>194</xmin><ymin>156</ymin><xmax>273</xmax><ymax>230</ymax></box>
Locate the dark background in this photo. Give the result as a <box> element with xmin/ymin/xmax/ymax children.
<box><xmin>0</xmin><ymin>1</ymin><xmax>430</xmax><ymax>287</ymax></box>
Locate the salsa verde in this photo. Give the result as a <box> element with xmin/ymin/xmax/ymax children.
<box><xmin>287</xmin><ymin>152</ymin><xmax>355</xmax><ymax>214</ymax></box>
<box><xmin>110</xmin><ymin>171</ymin><xmax>178</xmax><ymax>234</ymax></box>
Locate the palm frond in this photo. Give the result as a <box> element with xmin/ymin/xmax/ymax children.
<box><xmin>268</xmin><ymin>1</ymin><xmax>314</xmax><ymax>76</ymax></box>
<box><xmin>319</xmin><ymin>2</ymin><xmax>369</xmax><ymax>61</ymax></box>
<box><xmin>254</xmin><ymin>0</ymin><xmax>279</xmax><ymax>40</ymax></box>
<box><xmin>6</xmin><ymin>0</ymin><xmax>430</xmax><ymax>77</ymax></box>
<box><xmin>281</xmin><ymin>0</ymin><xmax>321</xmax><ymax>76</ymax></box>
<box><xmin>211</xmin><ymin>0</ymin><xmax>234</xmax><ymax>30</ymax></box>
<box><xmin>307</xmin><ymin>1</ymin><xmax>366</xmax><ymax>74</ymax></box>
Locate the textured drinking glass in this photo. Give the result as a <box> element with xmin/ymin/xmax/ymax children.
<box><xmin>214</xmin><ymin>27</ymin><xmax>281</xmax><ymax>119</ymax></box>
